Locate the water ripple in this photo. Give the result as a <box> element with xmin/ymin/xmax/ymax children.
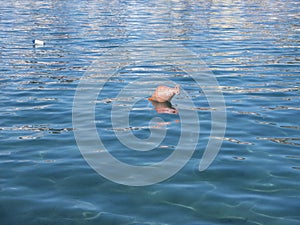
<box><xmin>0</xmin><ymin>0</ymin><xmax>299</xmax><ymax>225</ymax></box>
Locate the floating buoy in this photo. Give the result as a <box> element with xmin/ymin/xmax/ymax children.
<box><xmin>148</xmin><ymin>85</ymin><xmax>180</xmax><ymax>103</ymax></box>
<box><xmin>32</xmin><ymin>39</ymin><xmax>45</xmax><ymax>46</ymax></box>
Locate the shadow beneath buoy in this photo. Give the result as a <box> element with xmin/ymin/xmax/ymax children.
<box><xmin>148</xmin><ymin>99</ymin><xmax>178</xmax><ymax>114</ymax></box>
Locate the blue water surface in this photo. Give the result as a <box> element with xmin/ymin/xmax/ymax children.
<box><xmin>0</xmin><ymin>0</ymin><xmax>299</xmax><ymax>224</ymax></box>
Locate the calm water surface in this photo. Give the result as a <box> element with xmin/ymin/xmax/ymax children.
<box><xmin>0</xmin><ymin>0</ymin><xmax>299</xmax><ymax>224</ymax></box>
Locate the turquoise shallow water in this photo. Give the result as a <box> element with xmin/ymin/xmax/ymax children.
<box><xmin>1</xmin><ymin>0</ymin><xmax>299</xmax><ymax>224</ymax></box>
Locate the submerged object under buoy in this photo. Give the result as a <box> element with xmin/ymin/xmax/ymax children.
<box><xmin>32</xmin><ymin>39</ymin><xmax>45</xmax><ymax>46</ymax></box>
<box><xmin>148</xmin><ymin>85</ymin><xmax>180</xmax><ymax>103</ymax></box>
<box><xmin>149</xmin><ymin>100</ymin><xmax>178</xmax><ymax>114</ymax></box>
